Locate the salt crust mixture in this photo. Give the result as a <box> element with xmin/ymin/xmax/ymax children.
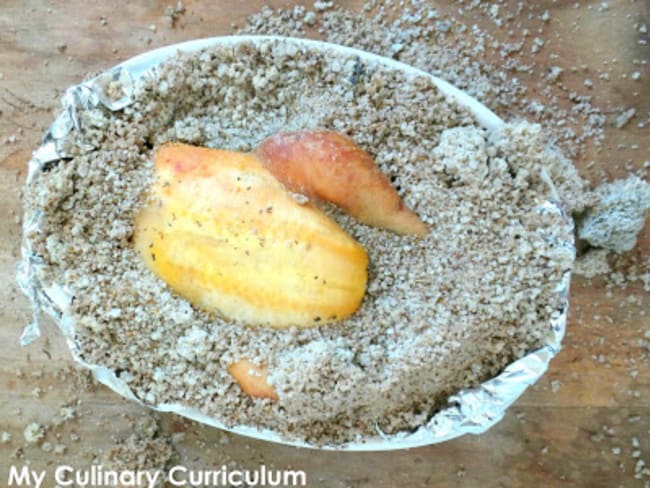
<box><xmin>25</xmin><ymin>39</ymin><xmax>580</xmax><ymax>445</ymax></box>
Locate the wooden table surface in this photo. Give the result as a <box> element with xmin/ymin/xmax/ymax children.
<box><xmin>1</xmin><ymin>1</ymin><xmax>648</xmax><ymax>487</ymax></box>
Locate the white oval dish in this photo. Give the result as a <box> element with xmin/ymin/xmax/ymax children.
<box><xmin>18</xmin><ymin>35</ymin><xmax>571</xmax><ymax>451</ymax></box>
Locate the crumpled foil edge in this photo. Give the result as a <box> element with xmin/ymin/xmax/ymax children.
<box><xmin>16</xmin><ymin>35</ymin><xmax>573</xmax><ymax>451</ymax></box>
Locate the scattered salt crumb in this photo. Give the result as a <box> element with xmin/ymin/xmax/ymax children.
<box><xmin>1</xmin><ymin>432</ymin><xmax>11</xmax><ymax>444</ymax></box>
<box><xmin>53</xmin><ymin>444</ymin><xmax>67</xmax><ymax>455</ymax></box>
<box><xmin>304</xmin><ymin>11</ymin><xmax>316</xmax><ymax>26</ymax></box>
<box><xmin>531</xmin><ymin>37</ymin><xmax>545</xmax><ymax>54</ymax></box>
<box><xmin>313</xmin><ymin>1</ymin><xmax>333</xmax><ymax>12</ymax></box>
<box><xmin>60</xmin><ymin>406</ymin><xmax>76</xmax><ymax>421</ymax></box>
<box><xmin>547</xmin><ymin>66</ymin><xmax>564</xmax><ymax>82</ymax></box>
<box><xmin>634</xmin><ymin>459</ymin><xmax>647</xmax><ymax>478</ymax></box>
<box><xmin>614</xmin><ymin>108</ymin><xmax>637</xmax><ymax>129</ymax></box>
<box><xmin>23</xmin><ymin>423</ymin><xmax>45</xmax><ymax>444</ymax></box>
<box><xmin>550</xmin><ymin>379</ymin><xmax>561</xmax><ymax>393</ymax></box>
<box><xmin>165</xmin><ymin>2</ymin><xmax>186</xmax><ymax>28</ymax></box>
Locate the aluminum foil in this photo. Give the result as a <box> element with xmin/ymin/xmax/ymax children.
<box><xmin>16</xmin><ymin>35</ymin><xmax>574</xmax><ymax>451</ymax></box>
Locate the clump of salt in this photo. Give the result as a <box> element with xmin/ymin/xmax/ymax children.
<box><xmin>578</xmin><ymin>176</ymin><xmax>650</xmax><ymax>253</ymax></box>
<box><xmin>433</xmin><ymin>126</ymin><xmax>488</xmax><ymax>186</ymax></box>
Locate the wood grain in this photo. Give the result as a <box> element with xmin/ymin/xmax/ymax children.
<box><xmin>0</xmin><ymin>1</ymin><xmax>648</xmax><ymax>487</ymax></box>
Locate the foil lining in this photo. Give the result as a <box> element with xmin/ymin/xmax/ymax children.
<box><xmin>16</xmin><ymin>35</ymin><xmax>573</xmax><ymax>451</ymax></box>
